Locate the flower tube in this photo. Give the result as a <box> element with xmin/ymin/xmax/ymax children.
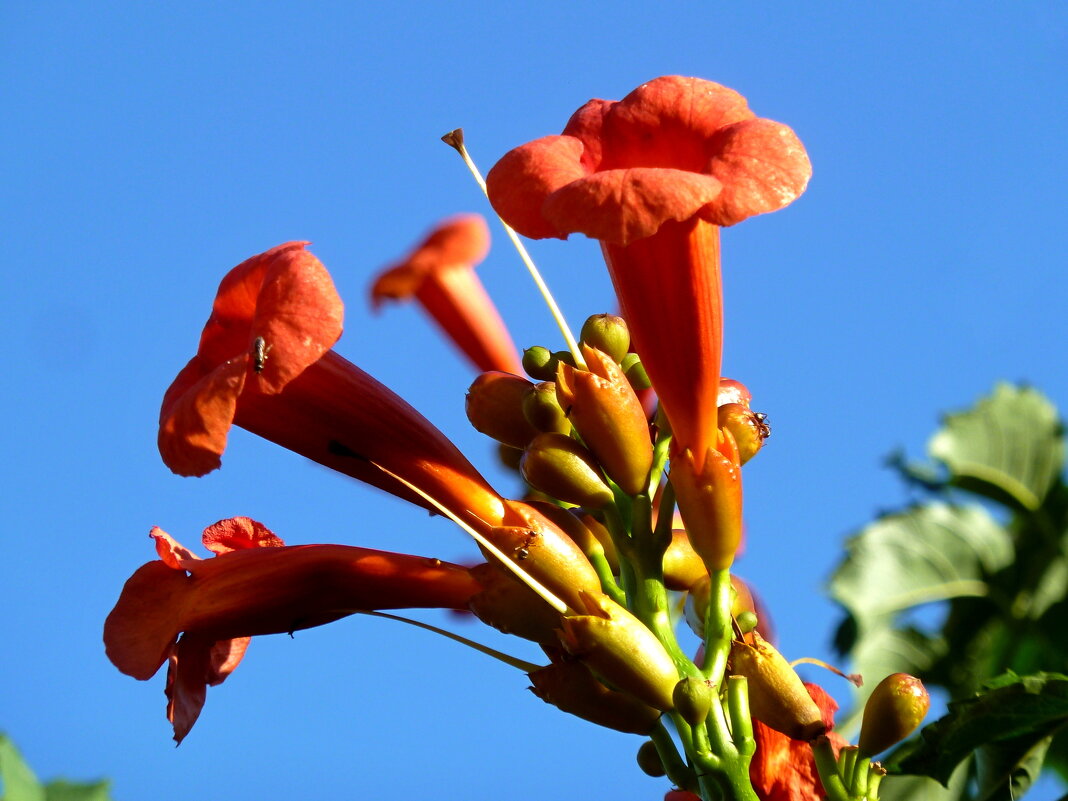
<box><xmin>486</xmin><ymin>75</ymin><xmax>810</xmax><ymax>468</ymax></box>
<box><xmin>103</xmin><ymin>517</ymin><xmax>482</xmax><ymax>742</ymax></box>
<box><xmin>371</xmin><ymin>214</ymin><xmax>523</xmax><ymax>375</ymax></box>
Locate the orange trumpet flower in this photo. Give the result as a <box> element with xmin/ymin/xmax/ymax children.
<box><xmin>486</xmin><ymin>75</ymin><xmax>810</xmax><ymax>468</ymax></box>
<box><xmin>371</xmin><ymin>214</ymin><xmax>523</xmax><ymax>375</ymax></box>
<box><xmin>158</xmin><ymin>241</ymin><xmax>504</xmax><ymax>525</ymax></box>
<box><xmin>103</xmin><ymin>517</ymin><xmax>482</xmax><ymax>743</ymax></box>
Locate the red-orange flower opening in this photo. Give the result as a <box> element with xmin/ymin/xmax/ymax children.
<box><xmin>103</xmin><ymin>517</ymin><xmax>482</xmax><ymax>743</ymax></box>
<box><xmin>750</xmin><ymin>683</ymin><xmax>847</xmax><ymax>801</ymax></box>
<box><xmin>158</xmin><ymin>241</ymin><xmax>505</xmax><ymax>525</ymax></box>
<box><xmin>371</xmin><ymin>214</ymin><xmax>523</xmax><ymax>375</ymax></box>
<box><xmin>486</xmin><ymin>76</ymin><xmax>810</xmax><ymax>467</ymax></box>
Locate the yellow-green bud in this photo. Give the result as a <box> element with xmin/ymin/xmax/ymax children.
<box><xmin>522</xmin><ymin>381</ymin><xmax>571</xmax><ymax>434</ymax></box>
<box><xmin>558</xmin><ymin>592</ymin><xmax>680</xmax><ymax>711</ymax></box>
<box><xmin>580</xmin><ymin>313</ymin><xmax>630</xmax><ymax>364</ymax></box>
<box><xmin>730</xmin><ymin>633</ymin><xmax>826</xmax><ymax>741</ymax></box>
<box><xmin>636</xmin><ymin>740</ymin><xmax>666</xmax><ymax>777</ymax></box>
<box><xmin>620</xmin><ymin>352</ymin><xmax>651</xmax><ymax>390</ymax></box>
<box><xmin>673</xmin><ymin>677</ymin><xmax>713</xmax><ymax>726</ymax></box>
<box><xmin>858</xmin><ymin>673</ymin><xmax>930</xmax><ymax>757</ymax></box>
<box><xmin>522</xmin><ymin>346</ymin><xmax>556</xmax><ymax>381</ymax></box>
<box><xmin>520</xmin><ymin>432</ymin><xmax>615</xmax><ymax>508</ymax></box>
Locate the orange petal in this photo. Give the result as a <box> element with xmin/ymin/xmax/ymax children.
<box><xmin>486</xmin><ymin>135</ymin><xmax>587</xmax><ymax>240</ymax></box>
<box><xmin>201</xmin><ymin>516</ymin><xmax>285</xmax><ymax>554</ymax></box>
<box><xmin>543</xmin><ymin>167</ymin><xmax>722</xmax><ymax>246</ymax></box>
<box><xmin>704</xmin><ymin>118</ymin><xmax>812</xmax><ymax>226</ymax></box>
<box><xmin>601</xmin><ymin>76</ymin><xmax>755</xmax><ymax>171</ymax></box>
<box><xmin>103</xmin><ymin>560</ymin><xmax>190</xmax><ymax>680</ymax></box>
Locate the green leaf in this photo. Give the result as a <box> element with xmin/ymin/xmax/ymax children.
<box><xmin>878</xmin><ymin>759</ymin><xmax>972</xmax><ymax>801</ymax></box>
<box><xmin>928</xmin><ymin>384</ymin><xmax>1064</xmax><ymax>511</ymax></box>
<box><xmin>42</xmin><ymin>781</ymin><xmax>113</xmax><ymax>801</ymax></box>
<box><xmin>974</xmin><ymin>730</ymin><xmax>1052</xmax><ymax>801</ymax></box>
<box><xmin>830</xmin><ymin>503</ymin><xmax>1014</xmax><ymax>635</ymax></box>
<box><xmin>0</xmin><ymin>734</ymin><xmax>45</xmax><ymax>801</ymax></box>
<box><xmin>898</xmin><ymin>672</ymin><xmax>1068</xmax><ymax>786</ymax></box>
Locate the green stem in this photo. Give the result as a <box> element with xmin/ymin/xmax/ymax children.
<box><xmin>650</xmin><ymin>719</ymin><xmax>697</xmax><ymax>791</ymax></box>
<box><xmin>702</xmin><ymin>569</ymin><xmax>733</xmax><ymax>681</ymax></box>
<box><xmin>811</xmin><ymin>738</ymin><xmax>851</xmax><ymax>801</ymax></box>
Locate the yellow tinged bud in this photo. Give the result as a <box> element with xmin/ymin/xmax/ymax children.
<box><xmin>528</xmin><ymin>660</ymin><xmax>661</xmax><ymax>735</ymax></box>
<box><xmin>670</xmin><ymin>441</ymin><xmax>743</xmax><ymax>572</ymax></box>
<box><xmin>717</xmin><ymin>403</ymin><xmax>770</xmax><ymax>464</ymax></box>
<box><xmin>467</xmin><ymin>562</ymin><xmax>563</xmax><ymax>645</ymax></box>
<box><xmin>730</xmin><ymin>633</ymin><xmax>826</xmax><ymax>741</ymax></box>
<box><xmin>466</xmin><ymin>371</ymin><xmax>540</xmax><ymax>449</ymax></box>
<box><xmin>673</xmin><ymin>677</ymin><xmax>713</xmax><ymax>726</ymax></box>
<box><xmin>858</xmin><ymin>673</ymin><xmax>930</xmax><ymax>756</ymax></box>
<box><xmin>522</xmin><ymin>381</ymin><xmax>571</xmax><ymax>434</ymax></box>
<box><xmin>520</xmin><ymin>432</ymin><xmax>615</xmax><ymax>508</ymax></box>
<box><xmin>558</xmin><ymin>592</ymin><xmax>680</xmax><ymax>712</ymax></box>
<box><xmin>663</xmin><ymin>528</ymin><xmax>708</xmax><ymax>590</ymax></box>
<box><xmin>556</xmin><ymin>345</ymin><xmax>653</xmax><ymax>496</ymax></box>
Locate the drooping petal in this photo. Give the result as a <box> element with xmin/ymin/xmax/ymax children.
<box><xmin>703</xmin><ymin>118</ymin><xmax>812</xmax><ymax>227</ymax></box>
<box><xmin>159</xmin><ymin>242</ymin><xmax>343</xmax><ymax>476</ymax></box>
<box><xmin>543</xmin><ymin>168</ymin><xmax>723</xmax><ymax>246</ymax></box>
<box><xmin>201</xmin><ymin>516</ymin><xmax>285</xmax><ymax>554</ymax></box>
<box><xmin>165</xmin><ymin>634</ymin><xmax>250</xmax><ymax>744</ymax></box>
<box><xmin>486</xmin><ymin>135</ymin><xmax>587</xmax><ymax>240</ymax></box>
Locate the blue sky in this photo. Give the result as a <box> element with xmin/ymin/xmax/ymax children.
<box><xmin>3</xmin><ymin>3</ymin><xmax>1067</xmax><ymax>799</ymax></box>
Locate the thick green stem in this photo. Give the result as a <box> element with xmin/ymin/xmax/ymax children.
<box><xmin>650</xmin><ymin>719</ymin><xmax>697</xmax><ymax>791</ymax></box>
<box><xmin>811</xmin><ymin>738</ymin><xmax>852</xmax><ymax>801</ymax></box>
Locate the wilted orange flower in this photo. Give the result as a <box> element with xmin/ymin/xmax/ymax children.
<box><xmin>158</xmin><ymin>241</ymin><xmax>505</xmax><ymax>524</ymax></box>
<box><xmin>487</xmin><ymin>76</ymin><xmax>810</xmax><ymax>468</ymax></box>
<box><xmin>103</xmin><ymin>517</ymin><xmax>482</xmax><ymax>743</ymax></box>
<box><xmin>371</xmin><ymin>214</ymin><xmax>523</xmax><ymax>374</ymax></box>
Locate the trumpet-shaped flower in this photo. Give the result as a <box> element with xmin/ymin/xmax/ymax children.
<box><xmin>103</xmin><ymin>517</ymin><xmax>482</xmax><ymax>743</ymax></box>
<box><xmin>158</xmin><ymin>241</ymin><xmax>505</xmax><ymax>525</ymax></box>
<box><xmin>371</xmin><ymin>214</ymin><xmax>523</xmax><ymax>374</ymax></box>
<box><xmin>486</xmin><ymin>75</ymin><xmax>810</xmax><ymax>466</ymax></box>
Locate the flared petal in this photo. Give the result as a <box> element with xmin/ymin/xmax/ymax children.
<box><xmin>543</xmin><ymin>168</ymin><xmax>722</xmax><ymax>246</ymax></box>
<box><xmin>486</xmin><ymin>135</ymin><xmax>587</xmax><ymax>240</ymax></box>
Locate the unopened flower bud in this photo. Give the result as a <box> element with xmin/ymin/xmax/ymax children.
<box><xmin>718</xmin><ymin>378</ymin><xmax>752</xmax><ymax>408</ymax></box>
<box><xmin>522</xmin><ymin>345</ymin><xmax>557</xmax><ymax>381</ymax></box>
<box><xmin>736</xmin><ymin>611</ymin><xmax>759</xmax><ymax>634</ymax></box>
<box><xmin>558</xmin><ymin>592</ymin><xmax>679</xmax><ymax>711</ymax></box>
<box><xmin>528</xmin><ymin>660</ymin><xmax>660</xmax><ymax>735</ymax></box>
<box><xmin>858</xmin><ymin>673</ymin><xmax>930</xmax><ymax>757</ymax></box>
<box><xmin>522</xmin><ymin>381</ymin><xmax>571</xmax><ymax>434</ymax></box>
<box><xmin>673</xmin><ymin>677</ymin><xmax>713</xmax><ymax>726</ymax></box>
<box><xmin>717</xmin><ymin>403</ymin><xmax>770</xmax><ymax>464</ymax></box>
<box><xmin>552</xmin><ymin>349</ymin><xmax>576</xmax><ymax>369</ymax></box>
<box><xmin>663</xmin><ymin>529</ymin><xmax>707</xmax><ymax>591</ymax></box>
<box><xmin>520</xmin><ymin>433</ymin><xmax>615</xmax><ymax>508</ymax></box>
<box><xmin>636</xmin><ymin>740</ymin><xmax>666</xmax><ymax>777</ymax></box>
<box><xmin>730</xmin><ymin>633</ymin><xmax>826</xmax><ymax>741</ymax></box>
<box><xmin>467</xmin><ymin>562</ymin><xmax>562</xmax><ymax>644</ymax></box>
<box><xmin>526</xmin><ymin>502</ymin><xmax>618</xmax><ymax>572</ymax></box>
<box><xmin>580</xmin><ymin>313</ymin><xmax>630</xmax><ymax>364</ymax></box>
<box><xmin>557</xmin><ymin>345</ymin><xmax>653</xmax><ymax>496</ymax></box>
<box><xmin>466</xmin><ymin>371</ymin><xmax>540</xmax><ymax>449</ymax></box>
<box><xmin>621</xmin><ymin>352</ymin><xmax>651</xmax><ymax>390</ymax></box>
<box><xmin>670</xmin><ymin>436</ymin><xmax>743</xmax><ymax>572</ymax></box>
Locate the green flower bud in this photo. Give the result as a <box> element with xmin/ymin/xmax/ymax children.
<box><xmin>636</xmin><ymin>740</ymin><xmax>666</xmax><ymax>777</ymax></box>
<box><xmin>858</xmin><ymin>673</ymin><xmax>930</xmax><ymax>757</ymax></box>
<box><xmin>522</xmin><ymin>345</ymin><xmax>556</xmax><ymax>382</ymax></box>
<box><xmin>673</xmin><ymin>677</ymin><xmax>713</xmax><ymax>726</ymax></box>
<box><xmin>580</xmin><ymin>313</ymin><xmax>630</xmax><ymax>363</ymax></box>
<box><xmin>520</xmin><ymin>432</ymin><xmax>615</xmax><ymax>508</ymax></box>
<box><xmin>620</xmin><ymin>352</ymin><xmax>651</xmax><ymax>391</ymax></box>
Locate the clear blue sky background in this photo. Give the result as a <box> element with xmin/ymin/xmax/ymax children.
<box><xmin>3</xmin><ymin>3</ymin><xmax>1067</xmax><ymax>799</ymax></box>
